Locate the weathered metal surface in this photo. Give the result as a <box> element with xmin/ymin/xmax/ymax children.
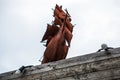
<box><xmin>41</xmin><ymin>4</ymin><xmax>74</xmax><ymax>64</ymax></box>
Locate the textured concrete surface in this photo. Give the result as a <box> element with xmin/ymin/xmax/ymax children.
<box><xmin>0</xmin><ymin>47</ymin><xmax>120</xmax><ymax>80</ymax></box>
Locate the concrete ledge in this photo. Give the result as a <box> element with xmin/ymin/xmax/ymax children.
<box><xmin>0</xmin><ymin>47</ymin><xmax>120</xmax><ymax>80</ymax></box>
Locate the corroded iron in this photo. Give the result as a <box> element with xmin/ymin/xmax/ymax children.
<box><xmin>41</xmin><ymin>4</ymin><xmax>74</xmax><ymax>64</ymax></box>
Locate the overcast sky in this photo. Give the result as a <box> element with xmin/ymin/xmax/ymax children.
<box><xmin>0</xmin><ymin>0</ymin><xmax>120</xmax><ymax>73</ymax></box>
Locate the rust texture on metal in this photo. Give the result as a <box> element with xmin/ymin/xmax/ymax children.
<box><xmin>41</xmin><ymin>4</ymin><xmax>74</xmax><ymax>64</ymax></box>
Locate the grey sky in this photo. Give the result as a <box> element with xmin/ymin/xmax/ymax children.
<box><xmin>0</xmin><ymin>0</ymin><xmax>120</xmax><ymax>73</ymax></box>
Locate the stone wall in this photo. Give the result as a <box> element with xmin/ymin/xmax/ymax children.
<box><xmin>0</xmin><ymin>47</ymin><xmax>120</xmax><ymax>80</ymax></box>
